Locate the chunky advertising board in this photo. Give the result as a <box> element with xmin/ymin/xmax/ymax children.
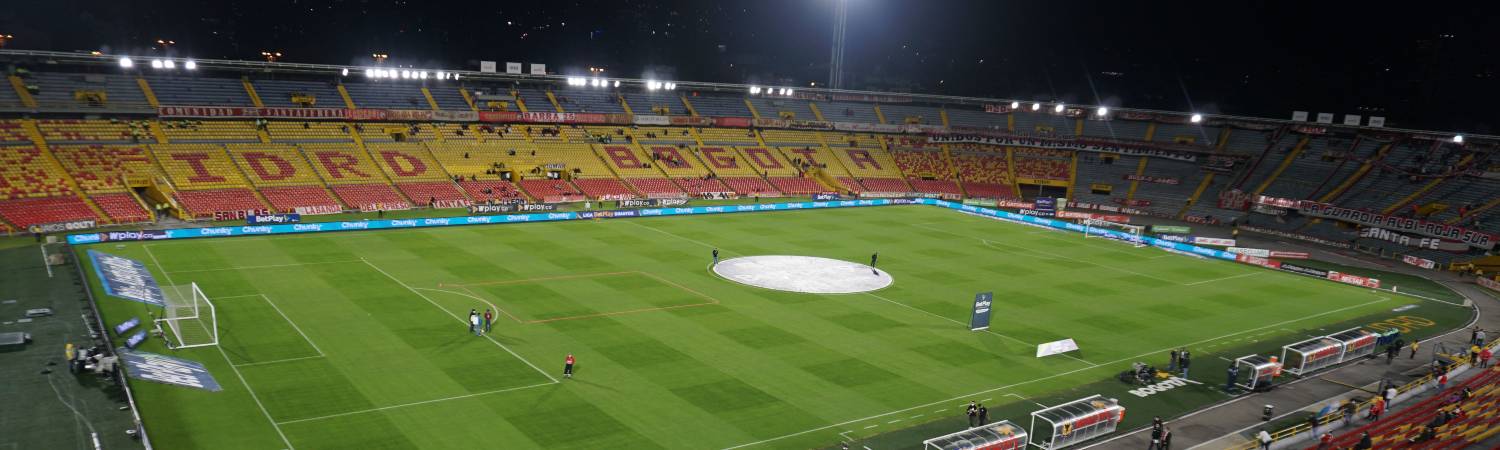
<box><xmin>87</xmin><ymin>250</ymin><xmax>166</xmax><ymax>307</ymax></box>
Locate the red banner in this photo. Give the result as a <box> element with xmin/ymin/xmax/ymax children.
<box><xmin>1327</xmin><ymin>271</ymin><xmax>1381</xmax><ymax>288</ymax></box>
<box><xmin>1056</xmin><ymin>211</ymin><xmax>1131</xmax><ymax>222</ymax></box>
<box><xmin>1124</xmin><ymin>174</ymin><xmax>1180</xmax><ymax>185</ymax></box>
<box><xmin>713</xmin><ymin>117</ymin><xmax>753</xmax><ymax>128</ymax></box>
<box><xmin>1268</xmin><ymin>251</ymin><xmax>1311</xmax><ymax>260</ymax></box>
<box><xmin>1479</xmin><ymin>276</ymin><xmax>1500</xmax><ymax>293</ymax></box>
<box><xmin>1236</xmin><ymin>254</ymin><xmax>1282</xmax><ymax>269</ymax></box>
<box><xmin>669</xmin><ymin>116</ymin><xmax>713</xmax><ymax>126</ymax></box>
<box><xmin>1112</xmin><ymin>198</ymin><xmax>1152</xmax><ymax>207</ymax></box>
<box><xmin>158</xmin><ymin>106</ymin><xmax>350</xmax><ymax>119</ymax></box>
<box><xmin>1401</xmin><ymin>255</ymin><xmax>1437</xmax><ymax>269</ymax></box>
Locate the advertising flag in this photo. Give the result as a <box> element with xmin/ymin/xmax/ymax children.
<box><xmin>969</xmin><ymin>292</ymin><xmax>993</xmax><ymax>331</ymax></box>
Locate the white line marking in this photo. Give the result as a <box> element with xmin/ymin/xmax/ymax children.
<box><xmin>621</xmin><ymin>220</ymin><xmax>729</xmax><ymax>252</ymax></box>
<box><xmin>257</xmin><ymin>294</ymin><xmax>325</xmax><ymax>357</ymax></box>
<box><xmin>361</xmin><ymin>258</ymin><xmax>559</xmax><ymax>384</ymax></box>
<box><xmin>909</xmin><ymin>414</ymin><xmax>924</xmax><ymax>419</ymax></box>
<box><xmin>865</xmin><ymin>292</ymin><xmax>1097</xmax><ymax>365</ymax></box>
<box><xmin>718</xmin><ymin>296</ymin><xmax>1391</xmax><ymax>449</ymax></box>
<box><xmin>165</xmin><ymin>259</ymin><xmax>363</xmax><ymax>274</ymax></box>
<box><xmin>1183</xmin><ymin>272</ymin><xmax>1261</xmax><ymax>286</ymax></box>
<box><xmin>141</xmin><ymin>244</ymin><xmax>297</xmax><ymax>449</ymax></box>
<box><xmin>411</xmin><ymin>287</ymin><xmax>513</xmax><ymax>322</ymax></box>
<box><xmin>886</xmin><ymin>419</ymin><xmax>901</xmax><ymax>424</ymax></box>
<box><xmin>40</xmin><ymin>244</ymin><xmax>53</xmax><ymax>278</ymax></box>
<box><xmin>1004</xmin><ymin>393</ymin><xmax>1047</xmax><ymax>408</ymax></box>
<box><xmin>232</xmin><ymin>355</ymin><xmax>327</xmax><ymax>368</ymax></box>
<box><xmin>863</xmin><ymin>425</ymin><xmax>878</xmax><ymax>430</ymax></box>
<box><xmin>275</xmin><ymin>381</ymin><xmax>555</xmax><ymax>425</ymax></box>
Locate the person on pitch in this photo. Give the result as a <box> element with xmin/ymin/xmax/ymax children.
<box><xmin>870</xmin><ymin>252</ymin><xmax>879</xmax><ymax>275</ymax></box>
<box><xmin>712</xmin><ymin>248</ymin><xmax>719</xmax><ymax>266</ymax></box>
<box><xmin>564</xmin><ymin>353</ymin><xmax>576</xmax><ymax>378</ymax></box>
<box><xmin>468</xmin><ymin>309</ymin><xmax>479</xmax><ymax>334</ymax></box>
<box><xmin>483</xmin><ymin>309</ymin><xmax>494</xmax><ymax>333</ymax></box>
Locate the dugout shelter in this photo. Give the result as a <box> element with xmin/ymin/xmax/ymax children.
<box><xmin>1027</xmin><ymin>395</ymin><xmax>1123</xmax><ymax>449</ymax></box>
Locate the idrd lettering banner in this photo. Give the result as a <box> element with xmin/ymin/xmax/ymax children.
<box><xmin>969</xmin><ymin>292</ymin><xmax>993</xmax><ymax>331</ymax></box>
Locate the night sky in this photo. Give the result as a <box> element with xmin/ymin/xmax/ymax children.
<box><xmin>2</xmin><ymin>0</ymin><xmax>1496</xmax><ymax>133</ymax></box>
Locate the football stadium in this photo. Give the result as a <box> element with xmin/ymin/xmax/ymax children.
<box><xmin>2</xmin><ymin>2</ymin><xmax>1500</xmax><ymax>449</ymax></box>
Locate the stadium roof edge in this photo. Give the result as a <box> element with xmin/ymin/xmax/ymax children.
<box><xmin>0</xmin><ymin>49</ymin><xmax>1493</xmax><ymax>145</ymax></box>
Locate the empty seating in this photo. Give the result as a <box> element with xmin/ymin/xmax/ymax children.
<box><xmin>330</xmin><ymin>184</ymin><xmax>411</xmax><ymax>211</ymax></box>
<box><xmin>1013</xmin><ymin>149</ymin><xmax>1072</xmax><ymax>181</ymax></box>
<box><xmin>172</xmin><ymin>188</ymin><xmax>266</xmax><ymax>218</ymax></box>
<box><xmin>760</xmin><ymin>130</ymin><xmax>822</xmax><ymax>146</ymax></box>
<box><xmin>673</xmin><ymin>178</ymin><xmax>730</xmax><ymax>196</ymax></box>
<box><xmin>153</xmin><ymin>144</ymin><xmax>251</xmax><ymax>190</ymax></box>
<box><xmin>51</xmin><ymin>145</ymin><xmax>160</xmax><ymax>193</ymax></box>
<box><xmin>458</xmin><ymin>180</ymin><xmax>526</xmax><ymax>203</ymax></box>
<box><xmin>90</xmin><ymin>192</ymin><xmax>151</xmax><ymax>223</ymax></box>
<box><xmin>0</xmin><ymin>120</ymin><xmax>30</xmax><ymax>143</ymax></box>
<box><xmin>0</xmin><ymin>196</ymin><xmax>99</xmax><ymax>228</ymax></box>
<box><xmin>955</xmin><ymin>151</ymin><xmax>1017</xmax><ymax>199</ymax></box>
<box><xmin>0</xmin><ymin>146</ymin><xmax>73</xmax><ymax>199</ymax></box>
<box><xmin>160</xmin><ymin>120</ymin><xmax>260</xmax><ymax>142</ymax></box>
<box><xmin>249</xmin><ymin>79</ymin><xmax>342</xmax><ymax>108</ymax></box>
<box><xmin>36</xmin><ymin>119</ymin><xmax>144</xmax><ymax>143</ymax></box>
<box><xmin>395</xmin><ymin>181</ymin><xmax>469</xmax><ymax>207</ymax></box>
<box><xmin>366</xmin><ymin>142</ymin><xmax>450</xmax><ymax>181</ymax></box>
<box><xmin>596</xmin><ymin>145</ymin><xmax>663</xmax><ymax>177</ymax></box>
<box><xmin>831</xmin><ymin>147</ymin><xmax>905</xmax><ymax>179</ymax></box>
<box><xmin>625</xmin><ymin>178</ymin><xmax>684</xmax><ymax>198</ymax></box>
<box><xmin>856</xmin><ymin>178</ymin><xmax>913</xmax><ymax>193</ymax></box>
<box><xmin>300</xmin><ymin>143</ymin><xmax>388</xmax><ymax>185</ymax></box>
<box><xmin>266</xmin><ymin>121</ymin><xmax>350</xmax><ymax>141</ymax></box>
<box><xmin>768</xmin><ymin>177</ymin><xmax>824</xmax><ymax>194</ymax></box>
<box><xmin>341</xmin><ymin>82</ymin><xmax>428</xmax><ymax>109</ymax></box>
<box><xmin>696</xmin><ymin>128</ymin><xmax>760</xmax><ymax>146</ymax></box>
<box><xmin>258</xmin><ymin>186</ymin><xmax>343</xmax><ymax>214</ymax></box>
<box><xmin>906</xmin><ymin>178</ymin><xmax>962</xmax><ymax>196</ymax></box>
<box><xmin>226</xmin><ymin>144</ymin><xmax>323</xmax><ymax>187</ymax></box>
<box><xmin>892</xmin><ymin>149</ymin><xmax>953</xmax><ymax>179</ymax></box>
<box><xmin>721</xmin><ymin>177</ymin><xmax>780</xmax><ymax>196</ymax></box>
<box><xmin>519</xmin><ymin>179</ymin><xmax>588</xmax><ymax>202</ymax></box>
<box><xmin>144</xmin><ymin>75</ymin><xmax>254</xmax><ymax>106</ymax></box>
<box><xmin>25</xmin><ymin>72</ymin><xmax>152</xmax><ymax>111</ymax></box>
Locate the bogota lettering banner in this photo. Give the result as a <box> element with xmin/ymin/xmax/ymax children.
<box><xmin>969</xmin><ymin>292</ymin><xmax>993</xmax><ymax>331</ymax></box>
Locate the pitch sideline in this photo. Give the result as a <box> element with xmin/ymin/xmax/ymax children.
<box><xmin>718</xmin><ymin>296</ymin><xmax>1391</xmax><ymax>449</ymax></box>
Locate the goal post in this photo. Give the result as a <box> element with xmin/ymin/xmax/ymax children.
<box><xmin>157</xmin><ymin>283</ymin><xmax>218</xmax><ymax>349</ymax></box>
<box><xmin>1082</xmin><ymin>219</ymin><xmax>1146</xmax><ymax>248</ymax></box>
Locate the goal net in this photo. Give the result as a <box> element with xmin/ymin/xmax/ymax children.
<box><xmin>1082</xmin><ymin>219</ymin><xmax>1146</xmax><ymax>248</ymax></box>
<box><xmin>157</xmin><ymin>283</ymin><xmax>218</xmax><ymax>349</ymax></box>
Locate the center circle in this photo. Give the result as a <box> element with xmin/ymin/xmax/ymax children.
<box><xmin>712</xmin><ymin>255</ymin><xmax>894</xmax><ymax>294</ymax></box>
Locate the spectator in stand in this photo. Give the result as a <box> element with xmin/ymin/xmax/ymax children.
<box><xmin>1316</xmin><ymin>432</ymin><xmax>1333</xmax><ymax>450</ymax></box>
<box><xmin>1481</xmin><ymin>347</ymin><xmax>1493</xmax><ymax>368</ymax></box>
<box><xmin>1367</xmin><ymin>396</ymin><xmax>1384</xmax><ymax>421</ymax></box>
<box><xmin>1354</xmin><ymin>431</ymin><xmax>1373</xmax><ymax>449</ymax></box>
<box><xmin>1256</xmin><ymin>429</ymin><xmax>1272</xmax><ymax>450</ymax></box>
<box><xmin>1437</xmin><ymin>373</ymin><xmax>1448</xmax><ymax>391</ymax></box>
<box><xmin>1410</xmin><ymin>340</ymin><xmax>1420</xmax><ymax>359</ymax></box>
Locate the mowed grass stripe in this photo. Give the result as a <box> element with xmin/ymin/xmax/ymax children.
<box><xmin>80</xmin><ymin>205</ymin><xmax>1447</xmax><ymax>450</ymax></box>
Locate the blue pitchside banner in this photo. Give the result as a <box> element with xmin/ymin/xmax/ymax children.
<box><xmin>970</xmin><ymin>292</ymin><xmax>994</xmax><ymax>331</ymax></box>
<box><xmin>88</xmin><ymin>250</ymin><xmax>166</xmax><ymax>307</ymax></box>
<box><xmin>118</xmin><ymin>349</ymin><xmax>222</xmax><ymax>392</ymax></box>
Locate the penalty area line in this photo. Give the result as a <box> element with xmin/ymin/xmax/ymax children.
<box><xmin>360</xmin><ymin>258</ymin><xmax>560</xmax><ymax>384</ymax></box>
<box><xmin>274</xmin><ymin>381</ymin><xmax>555</xmax><ymax>426</ymax></box>
<box><xmin>717</xmin><ymin>296</ymin><xmax>1391</xmax><ymax>450</ymax></box>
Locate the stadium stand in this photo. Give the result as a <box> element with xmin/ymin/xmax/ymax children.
<box><xmin>51</xmin><ymin>145</ymin><xmax>159</xmax><ymax>193</ymax></box>
<box><xmin>24</xmin><ymin>72</ymin><xmax>153</xmax><ymax>111</ymax></box>
<box><xmin>624</xmin><ymin>177</ymin><xmax>686</xmax><ymax>198</ymax></box>
<box><xmin>265</xmin><ymin>121</ymin><xmax>351</xmax><ymax>142</ymax></box>
<box><xmin>90</xmin><ymin>192</ymin><xmax>151</xmax><ymax>223</ymax></box>
<box><xmin>342</xmin><ymin>81</ymin><xmax>428</xmax><ymax>109</ymax></box>
<box><xmin>554</xmin><ymin>87</ymin><xmax>626</xmax><ymax>114</ymax></box>
<box><xmin>1316</xmin><ymin>367</ymin><xmax>1500</xmax><ymax>449</ymax></box>
<box><xmin>697</xmin><ymin>127</ymin><xmax>760</xmax><ymax>146</ymax></box>
<box><xmin>520</xmin><ymin>178</ymin><xmax>587</xmax><ymax>202</ymax></box>
<box><xmin>160</xmin><ymin>120</ymin><xmax>260</xmax><ymax>142</ymax></box>
<box><xmin>953</xmin><ymin>150</ymin><xmax>1016</xmax><ymax>199</ymax></box>
<box><xmin>893</xmin><ymin>149</ymin><xmax>961</xmax><ymax>196</ymax></box>
<box><xmin>0</xmin><ymin>120</ymin><xmax>31</xmax><ymax>143</ymax></box>
<box><xmin>36</xmin><ymin>119</ymin><xmax>143</xmax><ymax>143</ymax></box>
<box><xmin>250</xmin><ymin>78</ymin><xmax>342</xmax><ymax>108</ymax></box>
<box><xmin>0</xmin><ymin>196</ymin><xmax>99</xmax><ymax>228</ymax></box>
<box><xmin>144</xmin><ymin>75</ymin><xmax>255</xmax><ymax>106</ymax></box>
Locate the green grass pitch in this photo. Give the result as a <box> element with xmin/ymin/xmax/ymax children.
<box><xmin>75</xmin><ymin>205</ymin><xmax>1465</xmax><ymax>449</ymax></box>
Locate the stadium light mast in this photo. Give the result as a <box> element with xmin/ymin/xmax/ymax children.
<box><xmin>828</xmin><ymin>0</ymin><xmax>848</xmax><ymax>90</ymax></box>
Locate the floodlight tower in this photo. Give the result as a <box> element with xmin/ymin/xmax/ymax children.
<box><xmin>828</xmin><ymin>0</ymin><xmax>848</xmax><ymax>90</ymax></box>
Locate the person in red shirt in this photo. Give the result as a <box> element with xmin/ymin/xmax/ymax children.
<box><xmin>564</xmin><ymin>354</ymin><xmax>576</xmax><ymax>379</ymax></box>
<box><xmin>1481</xmin><ymin>347</ymin><xmax>1493</xmax><ymax>368</ymax></box>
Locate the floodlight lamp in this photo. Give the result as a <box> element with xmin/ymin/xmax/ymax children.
<box><xmin>119</xmin><ymin>57</ymin><xmax>133</xmax><ymax>68</ymax></box>
<box><xmin>1031</xmin><ymin>102</ymin><xmax>1041</xmax><ymax>111</ymax></box>
<box><xmin>1453</xmin><ymin>135</ymin><xmax>1464</xmax><ymax>144</ymax></box>
<box><xmin>1053</xmin><ymin>103</ymin><xmax>1065</xmax><ymax>113</ymax></box>
<box><xmin>1097</xmin><ymin>107</ymin><xmax>1109</xmax><ymax>116</ymax></box>
<box><xmin>1010</xmin><ymin>101</ymin><xmax>1020</xmax><ymax>109</ymax></box>
<box><xmin>185</xmin><ymin>60</ymin><xmax>198</xmax><ymax>70</ymax></box>
<box><xmin>1190</xmin><ymin>113</ymin><xmax>1204</xmax><ymax>123</ymax></box>
<box><xmin>150</xmin><ymin>59</ymin><xmax>164</xmax><ymax>69</ymax></box>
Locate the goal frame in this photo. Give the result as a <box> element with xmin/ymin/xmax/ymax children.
<box><xmin>156</xmin><ymin>282</ymin><xmax>219</xmax><ymax>349</ymax></box>
<box><xmin>1082</xmin><ymin>219</ymin><xmax>1146</xmax><ymax>248</ymax></box>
